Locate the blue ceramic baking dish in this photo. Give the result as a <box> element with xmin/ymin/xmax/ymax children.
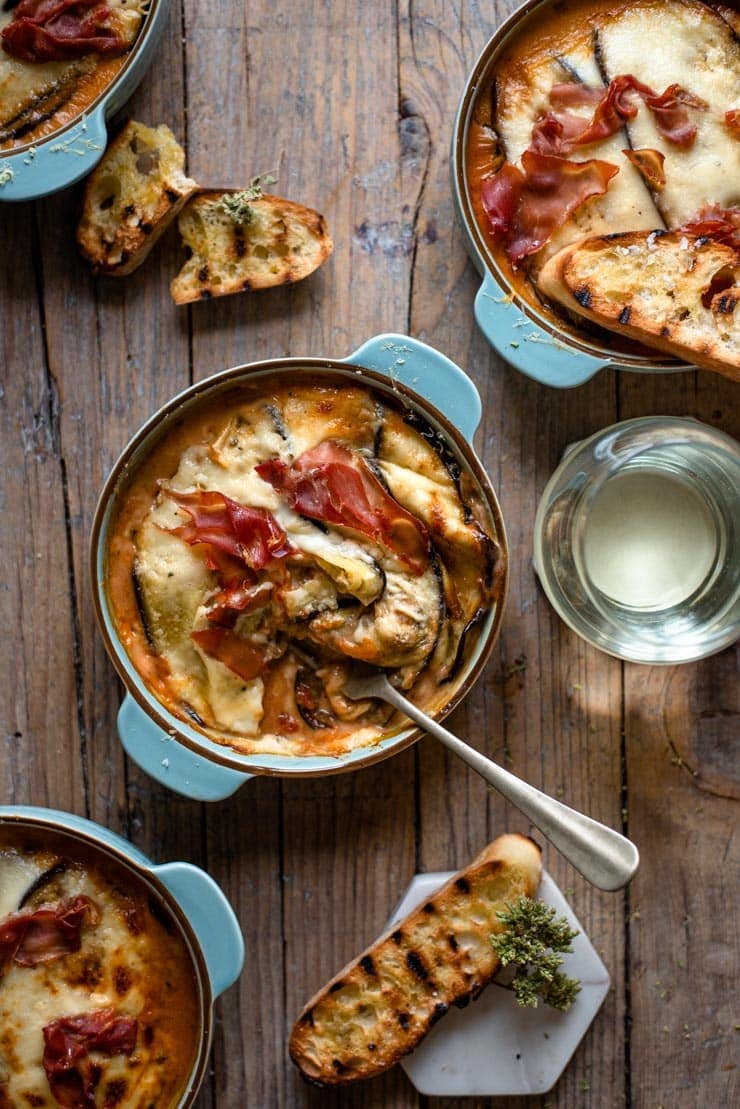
<box><xmin>90</xmin><ymin>332</ymin><xmax>509</xmax><ymax>801</ymax></box>
<box><xmin>0</xmin><ymin>0</ymin><xmax>169</xmax><ymax>202</ymax></box>
<box><xmin>449</xmin><ymin>0</ymin><xmax>687</xmax><ymax>388</ymax></box>
<box><xmin>0</xmin><ymin>804</ymin><xmax>244</xmax><ymax>1106</ymax></box>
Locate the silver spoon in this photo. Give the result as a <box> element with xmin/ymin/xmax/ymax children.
<box><xmin>344</xmin><ymin>669</ymin><xmax>639</xmax><ymax>892</ymax></box>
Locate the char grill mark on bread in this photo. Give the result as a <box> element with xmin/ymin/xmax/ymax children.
<box><xmin>537</xmin><ymin>230</ymin><xmax>740</xmax><ymax>380</ymax></box>
<box><xmin>169</xmin><ymin>191</ymin><xmax>334</xmax><ymax>303</ymax></box>
<box><xmin>76</xmin><ymin>120</ymin><xmax>198</xmax><ymax>276</ymax></box>
<box><xmin>289</xmin><ymin>834</ymin><xmax>542</xmax><ymax>1086</ymax></box>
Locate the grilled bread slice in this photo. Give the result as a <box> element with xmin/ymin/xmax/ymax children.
<box><xmin>289</xmin><ymin>833</ymin><xmax>542</xmax><ymax>1086</ymax></box>
<box><xmin>169</xmin><ymin>190</ymin><xmax>333</xmax><ymax>304</ymax></box>
<box><xmin>76</xmin><ymin>121</ymin><xmax>197</xmax><ymax>276</ymax></box>
<box><xmin>538</xmin><ymin>230</ymin><xmax>740</xmax><ymax>381</ymax></box>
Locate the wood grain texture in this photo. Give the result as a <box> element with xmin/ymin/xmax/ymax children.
<box><xmin>0</xmin><ymin>0</ymin><xmax>737</xmax><ymax>1106</ymax></box>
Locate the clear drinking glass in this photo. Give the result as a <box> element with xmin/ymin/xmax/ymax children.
<box><xmin>533</xmin><ymin>417</ymin><xmax>740</xmax><ymax>664</ymax></box>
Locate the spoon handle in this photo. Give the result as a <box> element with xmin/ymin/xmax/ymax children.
<box><xmin>390</xmin><ymin>688</ymin><xmax>639</xmax><ymax>891</ymax></box>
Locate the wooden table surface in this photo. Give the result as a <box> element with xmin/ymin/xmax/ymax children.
<box><xmin>1</xmin><ymin>1</ymin><xmax>738</xmax><ymax>1106</ymax></box>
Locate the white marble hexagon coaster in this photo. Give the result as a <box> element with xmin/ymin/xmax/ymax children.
<box><xmin>388</xmin><ymin>870</ymin><xmax>610</xmax><ymax>1097</ymax></box>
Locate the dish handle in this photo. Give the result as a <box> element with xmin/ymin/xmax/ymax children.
<box><xmin>474</xmin><ymin>273</ymin><xmax>611</xmax><ymax>389</ymax></box>
<box><xmin>117</xmin><ymin>694</ymin><xmax>251</xmax><ymax>801</ymax></box>
<box><xmin>0</xmin><ymin>109</ymin><xmax>108</xmax><ymax>203</ymax></box>
<box><xmin>153</xmin><ymin>861</ymin><xmax>245</xmax><ymax>999</ymax></box>
<box><xmin>343</xmin><ymin>332</ymin><xmax>482</xmax><ymax>442</ymax></box>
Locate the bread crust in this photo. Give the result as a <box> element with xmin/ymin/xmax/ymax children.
<box><xmin>76</xmin><ymin>120</ymin><xmax>197</xmax><ymax>276</ymax></box>
<box><xmin>537</xmin><ymin>230</ymin><xmax>740</xmax><ymax>381</ymax></box>
<box><xmin>289</xmin><ymin>833</ymin><xmax>542</xmax><ymax>1086</ymax></box>
<box><xmin>169</xmin><ymin>190</ymin><xmax>333</xmax><ymax>303</ymax></box>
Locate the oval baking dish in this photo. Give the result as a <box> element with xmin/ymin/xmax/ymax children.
<box><xmin>0</xmin><ymin>0</ymin><xmax>169</xmax><ymax>202</ymax></box>
<box><xmin>0</xmin><ymin>804</ymin><xmax>243</xmax><ymax>1107</ymax></box>
<box><xmin>451</xmin><ymin>0</ymin><xmax>738</xmax><ymax>387</ymax></box>
<box><xmin>90</xmin><ymin>333</ymin><xmax>509</xmax><ymax>800</ymax></box>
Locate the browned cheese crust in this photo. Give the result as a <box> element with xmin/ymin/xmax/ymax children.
<box><xmin>0</xmin><ymin>828</ymin><xmax>201</xmax><ymax>1107</ymax></box>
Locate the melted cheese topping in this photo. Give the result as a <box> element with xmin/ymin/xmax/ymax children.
<box><xmin>0</xmin><ymin>0</ymin><xmax>147</xmax><ymax>149</ymax></box>
<box><xmin>105</xmin><ymin>377</ymin><xmax>503</xmax><ymax>758</ymax></box>
<box><xmin>495</xmin><ymin>38</ymin><xmax>662</xmax><ymax>272</ymax></box>
<box><xmin>466</xmin><ymin>0</ymin><xmax>740</xmax><ymax>336</ymax></box>
<box><xmin>595</xmin><ymin>0</ymin><xmax>740</xmax><ymax>225</ymax></box>
<box><xmin>0</xmin><ymin>841</ymin><xmax>200</xmax><ymax>1109</ymax></box>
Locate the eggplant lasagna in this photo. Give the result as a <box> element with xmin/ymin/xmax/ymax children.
<box><xmin>0</xmin><ymin>829</ymin><xmax>200</xmax><ymax>1108</ymax></box>
<box><xmin>466</xmin><ymin>0</ymin><xmax>740</xmax><ymax>331</ymax></box>
<box><xmin>105</xmin><ymin>375</ymin><xmax>504</xmax><ymax>757</ymax></box>
<box><xmin>0</xmin><ymin>0</ymin><xmax>148</xmax><ymax>149</ymax></box>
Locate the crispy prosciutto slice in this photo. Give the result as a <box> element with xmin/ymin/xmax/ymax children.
<box><xmin>481</xmin><ymin>73</ymin><xmax>706</xmax><ymax>263</ymax></box>
<box><xmin>726</xmin><ymin>109</ymin><xmax>740</xmax><ymax>139</ymax></box>
<box><xmin>560</xmin><ymin>77</ymin><xmax>705</xmax><ymax>150</ymax></box>
<box><xmin>43</xmin><ymin>1008</ymin><xmax>137</xmax><ymax>1109</ymax></box>
<box><xmin>482</xmin><ymin>151</ymin><xmax>618</xmax><ymax>264</ymax></box>
<box><xmin>204</xmin><ymin>578</ymin><xmax>274</xmax><ymax>626</ymax></box>
<box><xmin>1</xmin><ymin>0</ymin><xmax>130</xmax><ymax>63</ymax></box>
<box><xmin>191</xmin><ymin>626</ymin><xmax>268</xmax><ymax>682</ymax></box>
<box><xmin>636</xmin><ymin>81</ymin><xmax>707</xmax><ymax>148</ymax></box>
<box><xmin>165</xmin><ymin>488</ymin><xmax>294</xmax><ymax>575</ymax></box>
<box><xmin>256</xmin><ymin>440</ymin><xmax>431</xmax><ymax>574</ymax></box>
<box><xmin>623</xmin><ymin>147</ymin><xmax>666</xmax><ymax>191</ymax></box>
<box><xmin>0</xmin><ymin>895</ymin><xmax>97</xmax><ymax>974</ymax></box>
<box><xmin>679</xmin><ymin>204</ymin><xmax>740</xmax><ymax>250</ymax></box>
<box><xmin>536</xmin><ymin>76</ymin><xmax>706</xmax><ymax>155</ymax></box>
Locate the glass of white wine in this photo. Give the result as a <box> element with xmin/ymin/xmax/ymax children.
<box><xmin>534</xmin><ymin>417</ymin><xmax>740</xmax><ymax>664</ymax></box>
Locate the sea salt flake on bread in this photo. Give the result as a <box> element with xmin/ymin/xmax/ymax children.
<box><xmin>76</xmin><ymin>120</ymin><xmax>197</xmax><ymax>276</ymax></box>
<box><xmin>289</xmin><ymin>833</ymin><xmax>542</xmax><ymax>1086</ymax></box>
<box><xmin>537</xmin><ymin>230</ymin><xmax>740</xmax><ymax>381</ymax></box>
<box><xmin>169</xmin><ymin>190</ymin><xmax>333</xmax><ymax>303</ymax></box>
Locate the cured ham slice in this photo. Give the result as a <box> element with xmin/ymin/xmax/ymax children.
<box><xmin>491</xmin><ymin>40</ymin><xmax>663</xmax><ymax>269</ymax></box>
<box><xmin>482</xmin><ymin>73</ymin><xmax>700</xmax><ymax>264</ymax></box>
<box><xmin>43</xmin><ymin>1008</ymin><xmax>137</xmax><ymax>1108</ymax></box>
<box><xmin>0</xmin><ymin>896</ymin><xmax>96</xmax><ymax>974</ymax></box>
<box><xmin>535</xmin><ymin>77</ymin><xmax>704</xmax><ymax>154</ymax></box>
<box><xmin>481</xmin><ymin>151</ymin><xmax>618</xmax><ymax>264</ymax></box>
<box><xmin>165</xmin><ymin>488</ymin><xmax>294</xmax><ymax>573</ymax></box>
<box><xmin>1</xmin><ymin>0</ymin><xmax>129</xmax><ymax>63</ymax></box>
<box><xmin>256</xmin><ymin>440</ymin><xmax>431</xmax><ymax>575</ymax></box>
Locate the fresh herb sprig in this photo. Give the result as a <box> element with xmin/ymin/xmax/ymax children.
<box><xmin>491</xmin><ymin>897</ymin><xmax>581</xmax><ymax>1011</ymax></box>
<box><xmin>218</xmin><ymin>173</ymin><xmax>277</xmax><ymax>225</ymax></box>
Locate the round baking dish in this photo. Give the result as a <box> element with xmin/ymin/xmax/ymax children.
<box><xmin>0</xmin><ymin>0</ymin><xmax>169</xmax><ymax>202</ymax></box>
<box><xmin>90</xmin><ymin>332</ymin><xmax>509</xmax><ymax>800</ymax></box>
<box><xmin>0</xmin><ymin>804</ymin><xmax>244</xmax><ymax>1107</ymax></box>
<box><xmin>451</xmin><ymin>0</ymin><xmax>696</xmax><ymax>388</ymax></box>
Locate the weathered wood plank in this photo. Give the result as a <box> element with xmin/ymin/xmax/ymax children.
<box><xmin>618</xmin><ymin>365</ymin><xmax>739</xmax><ymax>1108</ymax></box>
<box><xmin>0</xmin><ymin>203</ymin><xmax>83</xmax><ymax>811</ymax></box>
